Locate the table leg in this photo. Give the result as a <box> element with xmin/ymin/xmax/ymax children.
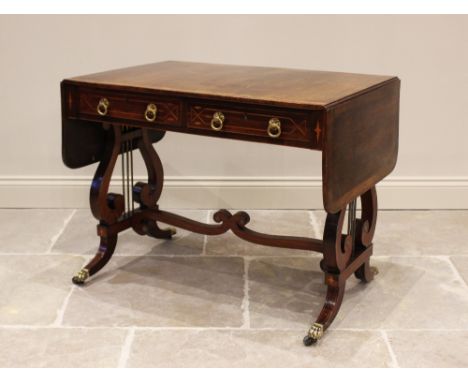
<box><xmin>72</xmin><ymin>234</ymin><xmax>117</xmax><ymax>284</ymax></box>
<box><xmin>72</xmin><ymin>125</ymin><xmax>172</xmax><ymax>285</ymax></box>
<box><xmin>303</xmin><ymin>186</ymin><xmax>378</xmax><ymax>345</ymax></box>
<box><xmin>72</xmin><ymin>125</ymin><xmax>123</xmax><ymax>284</ymax></box>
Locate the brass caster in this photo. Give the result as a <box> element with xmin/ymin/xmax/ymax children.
<box><xmin>370</xmin><ymin>266</ymin><xmax>379</xmax><ymax>276</ymax></box>
<box><xmin>72</xmin><ymin>268</ymin><xmax>89</xmax><ymax>285</ymax></box>
<box><xmin>303</xmin><ymin>323</ymin><xmax>324</xmax><ymax>346</ymax></box>
<box><xmin>303</xmin><ymin>335</ymin><xmax>317</xmax><ymax>346</ymax></box>
<box><xmin>167</xmin><ymin>227</ymin><xmax>177</xmax><ymax>235</ymax></box>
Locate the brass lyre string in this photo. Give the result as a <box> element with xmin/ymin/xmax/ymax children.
<box><xmin>119</xmin><ymin>125</ymin><xmax>136</xmax><ymax>216</ymax></box>
<box><xmin>125</xmin><ymin>126</ymin><xmax>130</xmax><ymax>216</ymax></box>
<box><xmin>120</xmin><ymin>126</ymin><xmax>126</xmax><ymax>214</ymax></box>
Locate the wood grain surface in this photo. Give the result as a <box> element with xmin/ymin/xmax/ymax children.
<box><xmin>67</xmin><ymin>61</ymin><xmax>396</xmax><ymax>109</ymax></box>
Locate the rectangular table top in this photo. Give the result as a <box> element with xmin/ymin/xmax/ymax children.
<box><xmin>67</xmin><ymin>61</ymin><xmax>396</xmax><ymax>110</ymax></box>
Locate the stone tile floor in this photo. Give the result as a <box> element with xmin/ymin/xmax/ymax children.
<box><xmin>0</xmin><ymin>209</ymin><xmax>467</xmax><ymax>367</ymax></box>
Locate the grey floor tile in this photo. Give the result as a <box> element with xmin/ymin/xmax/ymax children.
<box><xmin>387</xmin><ymin>330</ymin><xmax>468</xmax><ymax>367</ymax></box>
<box><xmin>1</xmin><ymin>208</ymin><xmax>467</xmax><ymax>368</ymax></box>
<box><xmin>0</xmin><ymin>255</ymin><xmax>85</xmax><ymax>325</ymax></box>
<box><xmin>374</xmin><ymin>211</ymin><xmax>468</xmax><ymax>256</ymax></box>
<box><xmin>63</xmin><ymin>256</ymin><xmax>245</xmax><ymax>327</ymax></box>
<box><xmin>247</xmin><ymin>256</ymin><xmax>468</xmax><ymax>330</ymax></box>
<box><xmin>248</xmin><ymin>256</ymin><xmax>324</xmax><ymax>329</ymax></box>
<box><xmin>127</xmin><ymin>329</ymin><xmax>391</xmax><ymax>367</ymax></box>
<box><xmin>52</xmin><ymin>209</ymin><xmax>207</xmax><ymax>256</ymax></box>
<box><xmin>333</xmin><ymin>257</ymin><xmax>468</xmax><ymax>330</ymax></box>
<box><xmin>205</xmin><ymin>210</ymin><xmax>316</xmax><ymax>257</ymax></box>
<box><xmin>0</xmin><ymin>328</ymin><xmax>126</xmax><ymax>367</ymax></box>
<box><xmin>450</xmin><ymin>256</ymin><xmax>468</xmax><ymax>286</ymax></box>
<box><xmin>0</xmin><ymin>209</ymin><xmax>74</xmax><ymax>253</ymax></box>
<box><xmin>311</xmin><ymin>210</ymin><xmax>468</xmax><ymax>256</ymax></box>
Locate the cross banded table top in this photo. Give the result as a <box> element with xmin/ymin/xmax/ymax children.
<box><xmin>68</xmin><ymin>61</ymin><xmax>396</xmax><ymax>110</ymax></box>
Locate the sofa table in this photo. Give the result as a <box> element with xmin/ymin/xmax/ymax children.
<box><xmin>61</xmin><ymin>61</ymin><xmax>400</xmax><ymax>345</ymax></box>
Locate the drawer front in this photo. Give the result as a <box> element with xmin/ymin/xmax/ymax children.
<box><xmin>187</xmin><ymin>102</ymin><xmax>319</xmax><ymax>148</ymax></box>
<box><xmin>73</xmin><ymin>88</ymin><xmax>181</xmax><ymax>126</ymax></box>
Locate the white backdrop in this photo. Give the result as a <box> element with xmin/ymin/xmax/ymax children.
<box><xmin>0</xmin><ymin>15</ymin><xmax>467</xmax><ymax>208</ymax></box>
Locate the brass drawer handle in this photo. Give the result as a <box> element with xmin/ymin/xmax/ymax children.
<box><xmin>97</xmin><ymin>98</ymin><xmax>109</xmax><ymax>116</ymax></box>
<box><xmin>267</xmin><ymin>118</ymin><xmax>281</xmax><ymax>138</ymax></box>
<box><xmin>145</xmin><ymin>103</ymin><xmax>158</xmax><ymax>122</ymax></box>
<box><xmin>211</xmin><ymin>111</ymin><xmax>225</xmax><ymax>131</ymax></box>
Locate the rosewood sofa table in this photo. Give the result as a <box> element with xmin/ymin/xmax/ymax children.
<box><xmin>61</xmin><ymin>61</ymin><xmax>400</xmax><ymax>345</ymax></box>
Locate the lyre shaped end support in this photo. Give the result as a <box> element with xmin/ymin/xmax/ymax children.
<box><xmin>355</xmin><ymin>186</ymin><xmax>378</xmax><ymax>282</ymax></box>
<box><xmin>135</xmin><ymin>129</ymin><xmax>164</xmax><ymax>208</ymax></box>
<box><xmin>357</xmin><ymin>186</ymin><xmax>378</xmax><ymax>248</ymax></box>
<box><xmin>89</xmin><ymin>125</ymin><xmax>124</xmax><ymax>224</ymax></box>
<box><xmin>305</xmin><ymin>191</ymin><xmax>377</xmax><ymax>345</ymax></box>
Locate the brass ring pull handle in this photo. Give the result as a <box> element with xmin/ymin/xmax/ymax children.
<box><xmin>267</xmin><ymin>118</ymin><xmax>281</xmax><ymax>138</ymax></box>
<box><xmin>211</xmin><ymin>111</ymin><xmax>225</xmax><ymax>131</ymax></box>
<box><xmin>97</xmin><ymin>98</ymin><xmax>109</xmax><ymax>116</ymax></box>
<box><xmin>144</xmin><ymin>103</ymin><xmax>158</xmax><ymax>122</ymax></box>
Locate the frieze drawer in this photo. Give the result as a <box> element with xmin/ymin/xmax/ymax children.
<box><xmin>187</xmin><ymin>102</ymin><xmax>322</xmax><ymax>149</ymax></box>
<box><xmin>64</xmin><ymin>86</ymin><xmax>182</xmax><ymax>127</ymax></box>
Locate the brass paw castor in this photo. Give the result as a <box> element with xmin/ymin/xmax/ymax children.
<box><xmin>303</xmin><ymin>335</ymin><xmax>317</xmax><ymax>346</ymax></box>
<box><xmin>72</xmin><ymin>268</ymin><xmax>89</xmax><ymax>285</ymax></box>
<box><xmin>303</xmin><ymin>323</ymin><xmax>324</xmax><ymax>346</ymax></box>
<box><xmin>167</xmin><ymin>227</ymin><xmax>177</xmax><ymax>235</ymax></box>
